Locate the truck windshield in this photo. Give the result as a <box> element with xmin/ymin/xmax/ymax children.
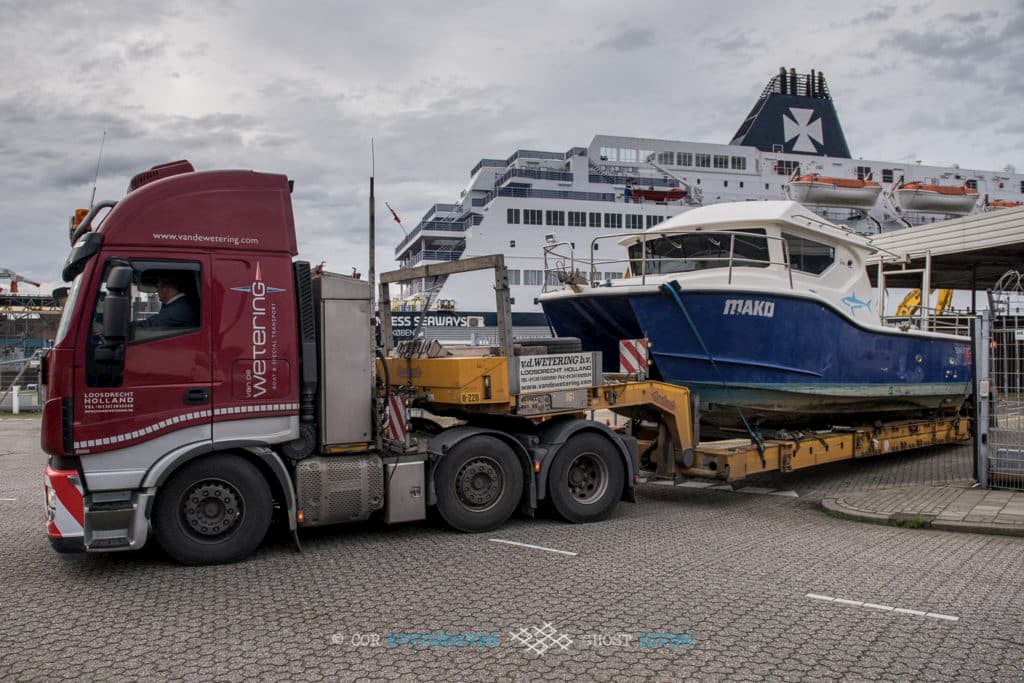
<box><xmin>54</xmin><ymin>274</ymin><xmax>84</xmax><ymax>345</ymax></box>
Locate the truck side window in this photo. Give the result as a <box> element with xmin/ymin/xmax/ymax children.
<box><xmin>86</xmin><ymin>260</ymin><xmax>202</xmax><ymax>387</ymax></box>
<box><xmin>89</xmin><ymin>261</ymin><xmax>202</xmax><ymax>344</ymax></box>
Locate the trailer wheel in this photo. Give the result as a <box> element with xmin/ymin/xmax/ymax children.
<box><xmin>434</xmin><ymin>436</ymin><xmax>523</xmax><ymax>532</ymax></box>
<box><xmin>153</xmin><ymin>454</ymin><xmax>272</xmax><ymax>565</ymax></box>
<box><xmin>548</xmin><ymin>433</ymin><xmax>624</xmax><ymax>523</ymax></box>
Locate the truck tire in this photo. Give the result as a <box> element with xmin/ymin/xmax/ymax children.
<box><xmin>153</xmin><ymin>454</ymin><xmax>273</xmax><ymax>565</ymax></box>
<box><xmin>434</xmin><ymin>435</ymin><xmax>524</xmax><ymax>532</ymax></box>
<box><xmin>515</xmin><ymin>337</ymin><xmax>582</xmax><ymax>353</ymax></box>
<box><xmin>547</xmin><ymin>433</ymin><xmax>624</xmax><ymax>523</ymax></box>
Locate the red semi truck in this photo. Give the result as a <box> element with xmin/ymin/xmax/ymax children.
<box><xmin>41</xmin><ymin>160</ymin><xmax>971</xmax><ymax>565</ymax></box>
<box><xmin>40</xmin><ymin>160</ymin><xmax>665</xmax><ymax>565</ymax></box>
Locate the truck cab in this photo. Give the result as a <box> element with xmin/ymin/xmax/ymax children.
<box><xmin>41</xmin><ymin>160</ymin><xmax>646</xmax><ymax>564</ymax></box>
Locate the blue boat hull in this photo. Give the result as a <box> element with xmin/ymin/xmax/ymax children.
<box><xmin>542</xmin><ymin>287</ymin><xmax>971</xmax><ymax>428</ymax></box>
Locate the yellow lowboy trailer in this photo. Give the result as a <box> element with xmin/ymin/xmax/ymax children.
<box><xmin>379</xmin><ymin>256</ymin><xmax>972</xmax><ymax>493</ymax></box>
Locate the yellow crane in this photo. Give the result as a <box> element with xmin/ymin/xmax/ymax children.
<box><xmin>896</xmin><ymin>288</ymin><xmax>954</xmax><ymax>316</ymax></box>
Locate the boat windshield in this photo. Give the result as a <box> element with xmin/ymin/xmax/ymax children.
<box><xmin>627</xmin><ymin>229</ymin><xmax>770</xmax><ymax>275</ymax></box>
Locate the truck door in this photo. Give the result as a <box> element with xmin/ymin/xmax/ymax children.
<box><xmin>74</xmin><ymin>257</ymin><xmax>213</xmax><ymax>462</ymax></box>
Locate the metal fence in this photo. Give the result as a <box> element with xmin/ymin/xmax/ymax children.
<box><xmin>977</xmin><ymin>276</ymin><xmax>1024</xmax><ymax>490</ymax></box>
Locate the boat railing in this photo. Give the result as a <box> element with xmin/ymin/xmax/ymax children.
<box><xmin>883</xmin><ymin>310</ymin><xmax>975</xmax><ymax>337</ymax></box>
<box><xmin>565</xmin><ymin>229</ymin><xmax>795</xmax><ymax>288</ymax></box>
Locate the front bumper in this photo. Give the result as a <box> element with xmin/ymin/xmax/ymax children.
<box><xmin>45</xmin><ymin>464</ymin><xmax>153</xmax><ymax>554</ymax></box>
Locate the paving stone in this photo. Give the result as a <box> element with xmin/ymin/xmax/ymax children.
<box><xmin>3</xmin><ymin>418</ymin><xmax>1024</xmax><ymax>680</ymax></box>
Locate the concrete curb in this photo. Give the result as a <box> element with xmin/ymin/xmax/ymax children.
<box><xmin>820</xmin><ymin>498</ymin><xmax>1024</xmax><ymax>537</ymax></box>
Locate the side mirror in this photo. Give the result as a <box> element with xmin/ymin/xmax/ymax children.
<box><xmin>106</xmin><ymin>266</ymin><xmax>133</xmax><ymax>294</ymax></box>
<box><xmin>102</xmin><ymin>267</ymin><xmax>133</xmax><ymax>340</ymax></box>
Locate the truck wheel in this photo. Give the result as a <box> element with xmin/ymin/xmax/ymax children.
<box><xmin>434</xmin><ymin>436</ymin><xmax>524</xmax><ymax>532</ymax></box>
<box><xmin>153</xmin><ymin>454</ymin><xmax>272</xmax><ymax>565</ymax></box>
<box><xmin>548</xmin><ymin>433</ymin><xmax>624</xmax><ymax>523</ymax></box>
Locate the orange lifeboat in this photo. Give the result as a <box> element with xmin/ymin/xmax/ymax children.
<box><xmin>986</xmin><ymin>199</ymin><xmax>1023</xmax><ymax>210</ymax></box>
<box><xmin>629</xmin><ymin>187</ymin><xmax>686</xmax><ymax>203</ymax></box>
<box><xmin>892</xmin><ymin>176</ymin><xmax>979</xmax><ymax>215</ymax></box>
<box><xmin>786</xmin><ymin>173</ymin><xmax>882</xmax><ymax>210</ymax></box>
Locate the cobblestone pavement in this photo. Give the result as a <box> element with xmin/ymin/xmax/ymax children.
<box><xmin>2</xmin><ymin>418</ymin><xmax>1023</xmax><ymax>681</ymax></box>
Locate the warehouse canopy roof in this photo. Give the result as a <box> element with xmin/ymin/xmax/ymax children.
<box><xmin>866</xmin><ymin>206</ymin><xmax>1024</xmax><ymax>289</ymax></box>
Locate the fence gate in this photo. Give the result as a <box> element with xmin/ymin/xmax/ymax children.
<box><xmin>978</xmin><ymin>272</ymin><xmax>1024</xmax><ymax>490</ymax></box>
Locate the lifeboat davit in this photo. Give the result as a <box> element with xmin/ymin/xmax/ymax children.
<box><xmin>892</xmin><ymin>177</ymin><xmax>979</xmax><ymax>215</ymax></box>
<box><xmin>786</xmin><ymin>173</ymin><xmax>882</xmax><ymax>210</ymax></box>
<box><xmin>629</xmin><ymin>187</ymin><xmax>686</xmax><ymax>203</ymax></box>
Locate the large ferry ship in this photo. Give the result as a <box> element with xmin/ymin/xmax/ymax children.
<box><xmin>392</xmin><ymin>68</ymin><xmax>1024</xmax><ymax>341</ymax></box>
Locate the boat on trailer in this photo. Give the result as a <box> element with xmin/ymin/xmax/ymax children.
<box><xmin>538</xmin><ymin>200</ymin><xmax>972</xmax><ymax>431</ymax></box>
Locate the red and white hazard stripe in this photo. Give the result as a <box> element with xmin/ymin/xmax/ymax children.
<box><xmin>619</xmin><ymin>338</ymin><xmax>648</xmax><ymax>376</ymax></box>
<box><xmin>387</xmin><ymin>395</ymin><xmax>407</xmax><ymax>442</ymax></box>
<box><xmin>44</xmin><ymin>466</ymin><xmax>84</xmax><ymax>540</ymax></box>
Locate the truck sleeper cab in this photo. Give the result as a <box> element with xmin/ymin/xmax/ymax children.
<box><xmin>41</xmin><ymin>160</ymin><xmax>640</xmax><ymax>565</ymax></box>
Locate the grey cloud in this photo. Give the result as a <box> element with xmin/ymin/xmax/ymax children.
<box><xmin>852</xmin><ymin>5</ymin><xmax>897</xmax><ymax>24</ymax></box>
<box><xmin>593</xmin><ymin>27</ymin><xmax>656</xmax><ymax>52</ymax></box>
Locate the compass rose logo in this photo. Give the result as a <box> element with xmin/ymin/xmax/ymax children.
<box><xmin>783</xmin><ymin>107</ymin><xmax>823</xmax><ymax>153</ymax></box>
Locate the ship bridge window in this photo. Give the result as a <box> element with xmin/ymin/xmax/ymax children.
<box><xmin>731</xmin><ymin>156</ymin><xmax>747</xmax><ymax>170</ymax></box>
<box><xmin>713</xmin><ymin>155</ymin><xmax>729</xmax><ymax>169</ymax></box>
<box><xmin>782</xmin><ymin>233</ymin><xmax>834</xmax><ymax>275</ymax></box>
<box><xmin>627</xmin><ymin>229</ymin><xmax>770</xmax><ymax>275</ymax></box>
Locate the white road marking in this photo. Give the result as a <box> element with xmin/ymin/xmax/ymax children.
<box><xmin>735</xmin><ymin>486</ymin><xmax>775</xmax><ymax>494</ymax></box>
<box><xmin>677</xmin><ymin>481</ymin><xmax>716</xmax><ymax>489</ymax></box>
<box><xmin>805</xmin><ymin>594</ymin><xmax>959</xmax><ymax>622</ymax></box>
<box><xmin>769</xmin><ymin>490</ymin><xmax>800</xmax><ymax>498</ymax></box>
<box><xmin>488</xmin><ymin>539</ymin><xmax>578</xmax><ymax>556</ymax></box>
<box><xmin>0</xmin><ymin>498</ymin><xmax>16</xmax><ymax>502</ymax></box>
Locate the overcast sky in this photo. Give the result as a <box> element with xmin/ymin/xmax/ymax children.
<box><xmin>2</xmin><ymin>0</ymin><xmax>1021</xmax><ymax>292</ymax></box>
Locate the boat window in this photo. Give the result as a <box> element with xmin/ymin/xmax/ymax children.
<box><xmin>599</xmin><ymin>147</ymin><xmax>617</xmax><ymax>162</ymax></box>
<box><xmin>588</xmin><ymin>212</ymin><xmax>602</xmax><ymax>227</ymax></box>
<box><xmin>677</xmin><ymin>152</ymin><xmax>692</xmax><ymax>167</ymax></box>
<box><xmin>507</xmin><ymin>208</ymin><xmax>520</xmax><ymax>224</ymax></box>
<box><xmin>523</xmin><ymin>270</ymin><xmax>543</xmax><ymax>286</ymax></box>
<box><xmin>626</xmin><ymin>214</ymin><xmax>643</xmax><ymax>230</ymax></box>
<box><xmin>695</xmin><ymin>154</ymin><xmax>711</xmax><ymax>168</ymax></box>
<box><xmin>775</xmin><ymin>160</ymin><xmax>799</xmax><ymax>176</ymax></box>
<box><xmin>966</xmin><ymin>179</ymin><xmax>978</xmax><ymax>190</ymax></box>
<box><xmin>731</xmin><ymin>156</ymin><xmax>746</xmax><ymax>170</ymax></box>
<box><xmin>627</xmin><ymin>229</ymin><xmax>770</xmax><ymax>275</ymax></box>
<box><xmin>713</xmin><ymin>155</ymin><xmax>729</xmax><ymax>169</ymax></box>
<box><xmin>657</xmin><ymin>152</ymin><xmax>674</xmax><ymax>165</ymax></box>
<box><xmin>524</xmin><ymin>209</ymin><xmax>542</xmax><ymax>225</ymax></box>
<box><xmin>782</xmin><ymin>233</ymin><xmax>834</xmax><ymax>275</ymax></box>
<box><xmin>568</xmin><ymin>211</ymin><xmax>586</xmax><ymax>227</ymax></box>
<box><xmin>856</xmin><ymin>166</ymin><xmax>872</xmax><ymax>180</ymax></box>
<box><xmin>604</xmin><ymin>213</ymin><xmax>623</xmax><ymax>229</ymax></box>
<box><xmin>882</xmin><ymin>169</ymin><xmax>894</xmax><ymax>183</ymax></box>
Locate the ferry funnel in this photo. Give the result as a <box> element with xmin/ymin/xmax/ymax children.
<box><xmin>730</xmin><ymin>68</ymin><xmax>851</xmax><ymax>158</ymax></box>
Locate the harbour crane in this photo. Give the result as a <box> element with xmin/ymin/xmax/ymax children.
<box><xmin>0</xmin><ymin>269</ymin><xmax>41</xmax><ymax>294</ymax></box>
